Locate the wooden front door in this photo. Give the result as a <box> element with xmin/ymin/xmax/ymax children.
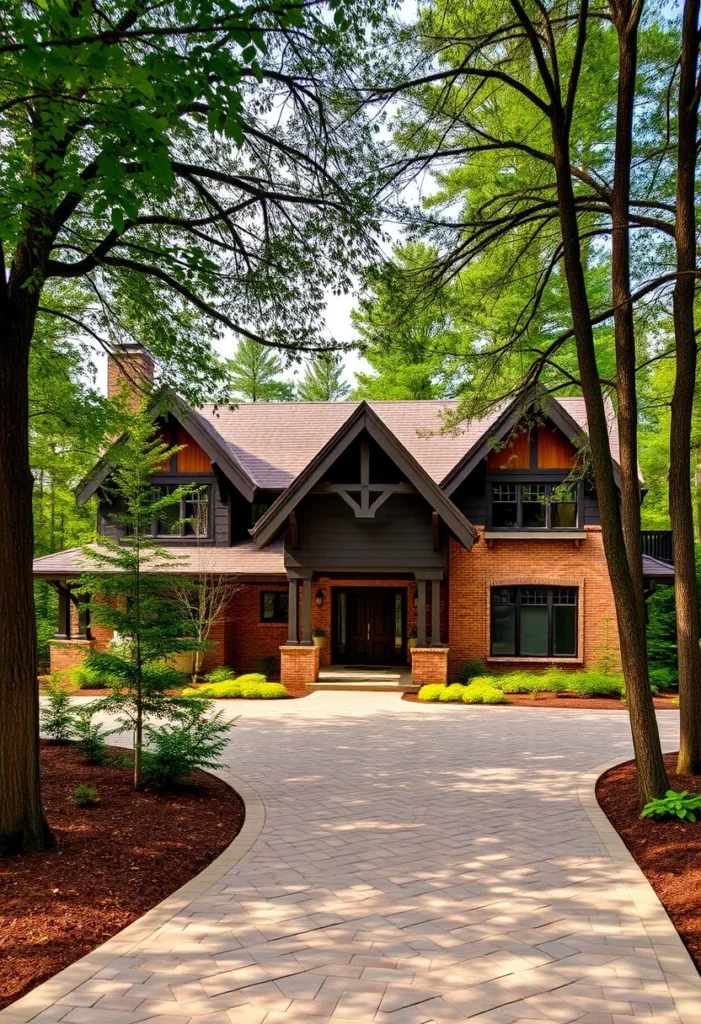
<box><xmin>345</xmin><ymin>589</ymin><xmax>401</xmax><ymax>665</ymax></box>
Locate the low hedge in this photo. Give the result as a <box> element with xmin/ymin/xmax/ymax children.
<box><xmin>182</xmin><ymin>674</ymin><xmax>288</xmax><ymax>700</ymax></box>
<box><xmin>418</xmin><ymin>668</ymin><xmax>626</xmax><ymax>704</ymax></box>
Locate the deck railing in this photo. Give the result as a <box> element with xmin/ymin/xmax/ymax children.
<box><xmin>641</xmin><ymin>530</ymin><xmax>674</xmax><ymax>565</ymax></box>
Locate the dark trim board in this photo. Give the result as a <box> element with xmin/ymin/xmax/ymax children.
<box><xmin>252</xmin><ymin>402</ymin><xmax>477</xmax><ymax>552</ymax></box>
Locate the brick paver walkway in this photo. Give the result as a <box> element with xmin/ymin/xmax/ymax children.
<box><xmin>6</xmin><ymin>694</ymin><xmax>694</xmax><ymax>1024</ymax></box>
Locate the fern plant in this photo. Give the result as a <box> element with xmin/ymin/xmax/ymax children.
<box><xmin>641</xmin><ymin>790</ymin><xmax>701</xmax><ymax>822</ymax></box>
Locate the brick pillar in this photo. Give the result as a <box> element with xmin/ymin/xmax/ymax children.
<box><xmin>280</xmin><ymin>645</ymin><xmax>319</xmax><ymax>686</ymax></box>
<box><xmin>411</xmin><ymin>646</ymin><xmax>449</xmax><ymax>685</ymax></box>
<box><xmin>49</xmin><ymin>639</ymin><xmax>96</xmax><ymax>674</ymax></box>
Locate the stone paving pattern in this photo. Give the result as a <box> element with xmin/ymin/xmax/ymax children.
<box><xmin>6</xmin><ymin>694</ymin><xmax>691</xmax><ymax>1023</ymax></box>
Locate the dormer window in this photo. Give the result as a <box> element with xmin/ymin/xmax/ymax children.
<box><xmin>489</xmin><ymin>482</ymin><xmax>579</xmax><ymax>530</ymax></box>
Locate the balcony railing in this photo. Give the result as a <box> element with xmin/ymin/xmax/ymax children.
<box><xmin>641</xmin><ymin>530</ymin><xmax>674</xmax><ymax>565</ymax></box>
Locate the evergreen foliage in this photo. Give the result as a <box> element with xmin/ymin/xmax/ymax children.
<box><xmin>226</xmin><ymin>339</ymin><xmax>296</xmax><ymax>403</ymax></box>
<box><xmin>298</xmin><ymin>353</ymin><xmax>350</xmax><ymax>402</ymax></box>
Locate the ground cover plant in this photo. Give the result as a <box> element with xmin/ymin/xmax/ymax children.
<box><xmin>183</xmin><ymin>675</ymin><xmax>288</xmax><ymax>700</ymax></box>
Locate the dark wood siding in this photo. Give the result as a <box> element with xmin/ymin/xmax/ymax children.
<box><xmin>284</xmin><ymin>492</ymin><xmax>446</xmax><ymax>572</ymax></box>
<box><xmin>452</xmin><ymin>464</ymin><xmax>487</xmax><ymax>524</ymax></box>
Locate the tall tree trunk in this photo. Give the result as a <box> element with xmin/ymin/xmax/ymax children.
<box><xmin>671</xmin><ymin>0</ymin><xmax>701</xmax><ymax>775</ymax></box>
<box><xmin>610</xmin><ymin>1</ymin><xmax>645</xmax><ymax>606</ymax></box>
<box><xmin>0</xmin><ymin>268</ymin><xmax>53</xmax><ymax>854</ymax></box>
<box><xmin>550</xmin><ymin>107</ymin><xmax>668</xmax><ymax>804</ymax></box>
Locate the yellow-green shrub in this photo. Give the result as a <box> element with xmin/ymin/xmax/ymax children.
<box><xmin>462</xmin><ymin>681</ymin><xmax>506</xmax><ymax>704</ymax></box>
<box><xmin>438</xmin><ymin>683</ymin><xmax>466</xmax><ymax>702</ymax></box>
<box><xmin>417</xmin><ymin>684</ymin><xmax>445</xmax><ymax>702</ymax></box>
<box><xmin>182</xmin><ymin>674</ymin><xmax>287</xmax><ymax>699</ymax></box>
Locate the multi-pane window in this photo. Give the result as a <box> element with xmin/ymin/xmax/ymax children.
<box><xmin>490</xmin><ymin>586</ymin><xmax>578</xmax><ymax>658</ymax></box>
<box><xmin>490</xmin><ymin>483</ymin><xmax>579</xmax><ymax>529</ymax></box>
<box><xmin>260</xmin><ymin>591</ymin><xmax>289</xmax><ymax>623</ymax></box>
<box><xmin>152</xmin><ymin>484</ymin><xmax>210</xmax><ymax>538</ymax></box>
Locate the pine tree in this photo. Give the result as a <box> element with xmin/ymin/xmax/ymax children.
<box><xmin>298</xmin><ymin>352</ymin><xmax>350</xmax><ymax>402</ymax></box>
<box><xmin>227</xmin><ymin>339</ymin><xmax>295</xmax><ymax>402</ymax></box>
<box><xmin>79</xmin><ymin>405</ymin><xmax>208</xmax><ymax>789</ymax></box>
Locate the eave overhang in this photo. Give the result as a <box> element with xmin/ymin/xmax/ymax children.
<box><xmin>251</xmin><ymin>401</ymin><xmax>477</xmax><ymax>552</ymax></box>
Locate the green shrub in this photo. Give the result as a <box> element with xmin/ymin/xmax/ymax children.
<box><xmin>182</xmin><ymin>676</ymin><xmax>287</xmax><ymax>699</ymax></box>
<box><xmin>205</xmin><ymin>666</ymin><xmax>237</xmax><ymax>684</ymax></box>
<box><xmin>649</xmin><ymin>666</ymin><xmax>678</xmax><ymax>691</ymax></box>
<box><xmin>438</xmin><ymin>683</ymin><xmax>466</xmax><ymax>702</ymax></box>
<box><xmin>183</xmin><ymin>680</ymin><xmax>241</xmax><ymax>698</ymax></box>
<box><xmin>258</xmin><ymin>656</ymin><xmax>278</xmax><ymax>679</ymax></box>
<box><xmin>567</xmin><ymin>672</ymin><xmax>625</xmax><ymax>698</ymax></box>
<box><xmin>417</xmin><ymin>684</ymin><xmax>445</xmax><ymax>702</ymax></box>
<box><xmin>234</xmin><ymin>673</ymin><xmax>267</xmax><ymax>687</ymax></box>
<box><xmin>459</xmin><ymin>659</ymin><xmax>486</xmax><ymax>683</ymax></box>
<box><xmin>74</xmin><ymin>707</ymin><xmax>111</xmax><ymax>764</ymax></box>
<box><xmin>141</xmin><ymin>707</ymin><xmax>231</xmax><ymax>787</ymax></box>
<box><xmin>241</xmin><ymin>681</ymin><xmax>287</xmax><ymax>699</ymax></box>
<box><xmin>40</xmin><ymin>678</ymin><xmax>77</xmax><ymax>742</ymax></box>
<box><xmin>462</xmin><ymin>681</ymin><xmax>506</xmax><ymax>704</ymax></box>
<box><xmin>73</xmin><ymin>784</ymin><xmax>98</xmax><ymax>808</ymax></box>
<box><xmin>641</xmin><ymin>790</ymin><xmax>701</xmax><ymax>822</ymax></box>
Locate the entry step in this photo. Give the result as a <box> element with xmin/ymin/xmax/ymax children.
<box><xmin>308</xmin><ymin>680</ymin><xmax>420</xmax><ymax>693</ymax></box>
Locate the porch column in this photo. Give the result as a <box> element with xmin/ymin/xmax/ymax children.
<box><xmin>301</xmin><ymin>577</ymin><xmax>313</xmax><ymax>645</ymax></box>
<box><xmin>430</xmin><ymin>578</ymin><xmax>441</xmax><ymax>646</ymax></box>
<box><xmin>416</xmin><ymin>578</ymin><xmax>427</xmax><ymax>646</ymax></box>
<box><xmin>56</xmin><ymin>585</ymin><xmax>71</xmax><ymax>639</ymax></box>
<box><xmin>287</xmin><ymin>579</ymin><xmax>299</xmax><ymax>644</ymax></box>
<box><xmin>71</xmin><ymin>591</ymin><xmax>91</xmax><ymax>641</ymax></box>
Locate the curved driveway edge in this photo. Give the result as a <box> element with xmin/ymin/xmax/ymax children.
<box><xmin>577</xmin><ymin>759</ymin><xmax>701</xmax><ymax>1024</ymax></box>
<box><xmin>0</xmin><ymin>772</ymin><xmax>265</xmax><ymax>1024</ymax></box>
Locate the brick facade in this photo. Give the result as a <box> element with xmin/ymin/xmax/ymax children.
<box><xmin>411</xmin><ymin>647</ymin><xmax>449</xmax><ymax>685</ymax></box>
<box><xmin>49</xmin><ymin>639</ymin><xmax>96</xmax><ymax>674</ymax></box>
<box><xmin>279</xmin><ymin>645</ymin><xmax>320</xmax><ymax>686</ymax></box>
<box><xmin>447</xmin><ymin>526</ymin><xmax>621</xmax><ymax>679</ymax></box>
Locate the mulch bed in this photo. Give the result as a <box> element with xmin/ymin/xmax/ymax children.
<box><xmin>0</xmin><ymin>742</ymin><xmax>244</xmax><ymax>1011</ymax></box>
<box><xmin>402</xmin><ymin>691</ymin><xmax>678</xmax><ymax>710</ymax></box>
<box><xmin>38</xmin><ymin>678</ymin><xmax>309</xmax><ymax>699</ymax></box>
<box><xmin>597</xmin><ymin>752</ymin><xmax>701</xmax><ymax>975</ymax></box>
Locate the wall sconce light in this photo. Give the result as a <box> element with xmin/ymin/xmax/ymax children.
<box><xmin>315</xmin><ymin>588</ymin><xmax>324</xmax><ymax>607</ymax></box>
<box><xmin>412</xmin><ymin>592</ymin><xmax>418</xmax><ymax>610</ymax></box>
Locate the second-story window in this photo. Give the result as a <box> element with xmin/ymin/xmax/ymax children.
<box><xmin>490</xmin><ymin>482</ymin><xmax>579</xmax><ymax>530</ymax></box>
<box><xmin>153</xmin><ymin>485</ymin><xmax>210</xmax><ymax>538</ymax></box>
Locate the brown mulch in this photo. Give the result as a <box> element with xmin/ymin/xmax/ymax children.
<box><xmin>402</xmin><ymin>691</ymin><xmax>678</xmax><ymax>710</ymax></box>
<box><xmin>0</xmin><ymin>742</ymin><xmax>244</xmax><ymax>1011</ymax></box>
<box><xmin>597</xmin><ymin>752</ymin><xmax>701</xmax><ymax>975</ymax></box>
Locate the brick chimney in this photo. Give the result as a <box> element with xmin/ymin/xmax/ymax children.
<box><xmin>107</xmin><ymin>343</ymin><xmax>155</xmax><ymax>409</ymax></box>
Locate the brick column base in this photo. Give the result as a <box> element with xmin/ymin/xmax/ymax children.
<box><xmin>49</xmin><ymin>639</ymin><xmax>96</xmax><ymax>674</ymax></box>
<box><xmin>280</xmin><ymin>645</ymin><xmax>320</xmax><ymax>687</ymax></box>
<box><xmin>411</xmin><ymin>647</ymin><xmax>449</xmax><ymax>685</ymax></box>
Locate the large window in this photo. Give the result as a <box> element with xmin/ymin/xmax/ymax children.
<box><xmin>490</xmin><ymin>482</ymin><xmax>578</xmax><ymax>529</ymax></box>
<box><xmin>152</xmin><ymin>484</ymin><xmax>210</xmax><ymax>538</ymax></box>
<box><xmin>490</xmin><ymin>586</ymin><xmax>578</xmax><ymax>657</ymax></box>
<box><xmin>260</xmin><ymin>590</ymin><xmax>289</xmax><ymax>623</ymax></box>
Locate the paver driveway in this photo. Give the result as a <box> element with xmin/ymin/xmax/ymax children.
<box><xmin>5</xmin><ymin>694</ymin><xmax>695</xmax><ymax>1024</ymax></box>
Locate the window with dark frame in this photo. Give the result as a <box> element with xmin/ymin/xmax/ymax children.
<box><xmin>152</xmin><ymin>484</ymin><xmax>210</xmax><ymax>538</ymax></box>
<box><xmin>260</xmin><ymin>590</ymin><xmax>289</xmax><ymax>623</ymax></box>
<box><xmin>489</xmin><ymin>482</ymin><xmax>579</xmax><ymax>529</ymax></box>
<box><xmin>490</xmin><ymin>586</ymin><xmax>578</xmax><ymax>658</ymax></box>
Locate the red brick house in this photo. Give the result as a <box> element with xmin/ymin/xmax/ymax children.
<box><xmin>34</xmin><ymin>347</ymin><xmax>674</xmax><ymax>687</ymax></box>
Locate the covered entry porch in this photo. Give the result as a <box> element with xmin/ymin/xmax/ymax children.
<box><xmin>279</xmin><ymin>572</ymin><xmax>448</xmax><ymax>689</ymax></box>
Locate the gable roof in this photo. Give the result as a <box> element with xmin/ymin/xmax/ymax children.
<box><xmin>193</xmin><ymin>395</ymin><xmax>623</xmax><ymax>492</ymax></box>
<box><xmin>251</xmin><ymin>402</ymin><xmax>478</xmax><ymax>551</ymax></box>
<box><xmin>440</xmin><ymin>391</ymin><xmax>626</xmax><ymax>495</ymax></box>
<box><xmin>76</xmin><ymin>389</ymin><xmax>257</xmax><ymax>506</ymax></box>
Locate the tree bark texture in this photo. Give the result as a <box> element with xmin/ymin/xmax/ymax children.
<box><xmin>0</xmin><ymin>240</ymin><xmax>53</xmax><ymax>854</ymax></box>
<box><xmin>609</xmin><ymin>2</ymin><xmax>645</xmax><ymax>607</ymax></box>
<box><xmin>671</xmin><ymin>0</ymin><xmax>701</xmax><ymax>776</ymax></box>
<box><xmin>550</xmin><ymin>107</ymin><xmax>668</xmax><ymax>804</ymax></box>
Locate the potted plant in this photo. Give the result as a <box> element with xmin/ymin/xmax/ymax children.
<box><xmin>312</xmin><ymin>627</ymin><xmax>327</xmax><ymax>649</ymax></box>
<box><xmin>408</xmin><ymin>628</ymin><xmax>418</xmax><ymax>650</ymax></box>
